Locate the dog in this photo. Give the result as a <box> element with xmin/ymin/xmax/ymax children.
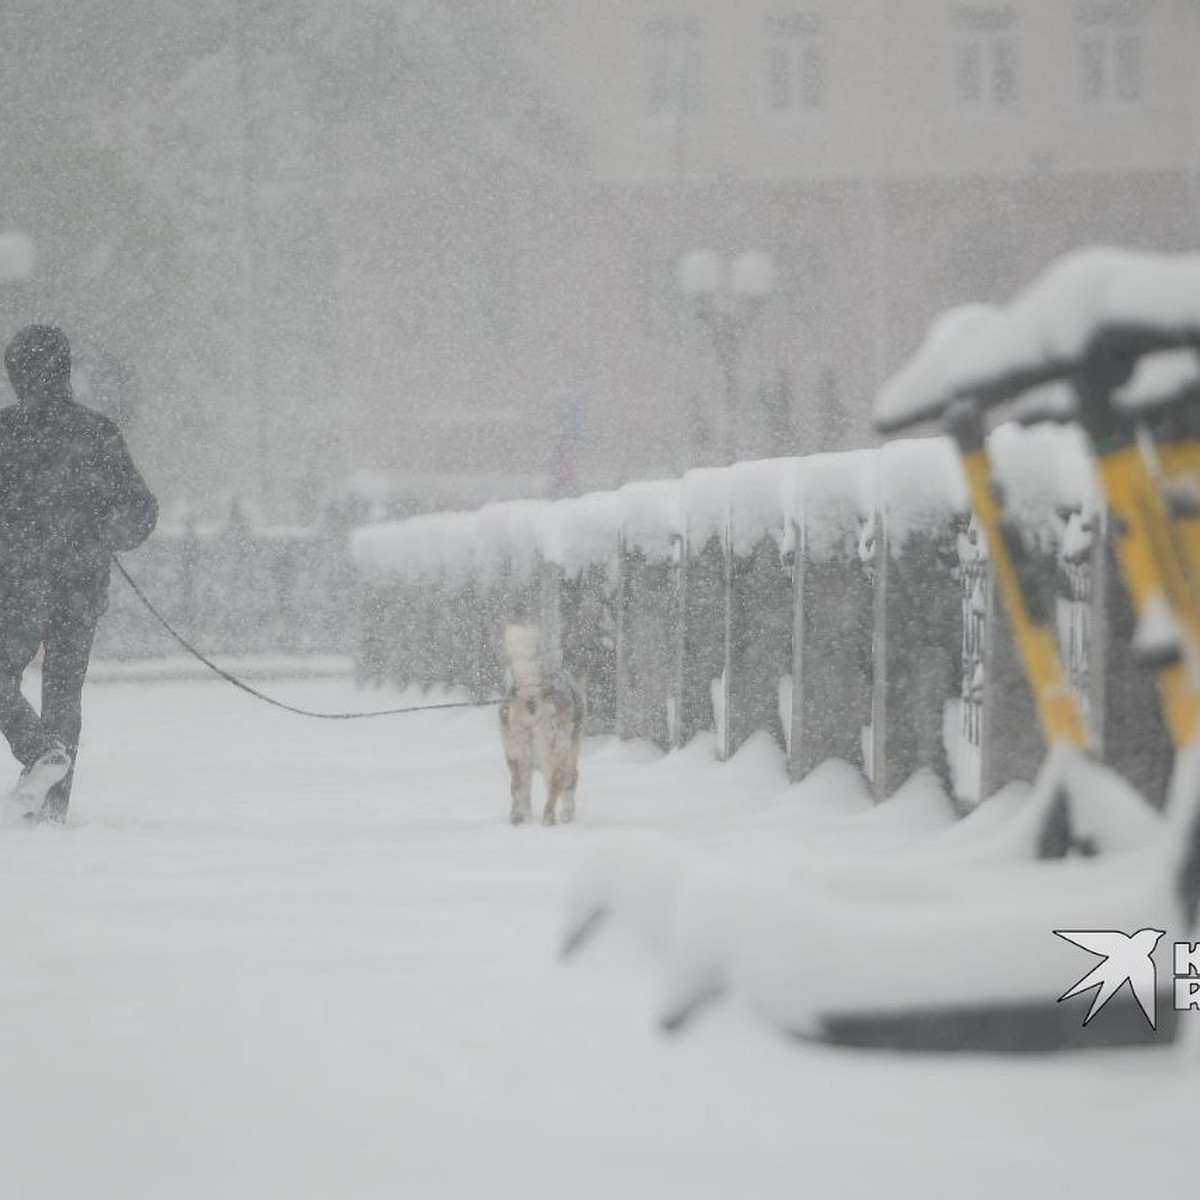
<box><xmin>499</xmin><ymin>624</ymin><xmax>584</xmax><ymax>826</ymax></box>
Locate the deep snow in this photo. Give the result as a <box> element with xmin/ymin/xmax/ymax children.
<box><xmin>0</xmin><ymin>676</ymin><xmax>1195</xmax><ymax>1199</ymax></box>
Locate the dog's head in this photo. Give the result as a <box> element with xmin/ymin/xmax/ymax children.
<box><xmin>503</xmin><ymin>624</ymin><xmax>542</xmax><ymax>670</ymax></box>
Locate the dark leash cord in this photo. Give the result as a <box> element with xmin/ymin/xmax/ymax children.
<box><xmin>113</xmin><ymin>559</ymin><xmax>502</xmax><ymax>721</ymax></box>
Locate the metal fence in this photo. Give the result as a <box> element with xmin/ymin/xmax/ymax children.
<box><xmin>351</xmin><ymin>439</ymin><xmax>1173</xmax><ymax>808</ymax></box>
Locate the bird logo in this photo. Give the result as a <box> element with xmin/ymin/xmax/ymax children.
<box><xmin>1055</xmin><ymin>929</ymin><xmax>1165</xmax><ymax>1028</ymax></box>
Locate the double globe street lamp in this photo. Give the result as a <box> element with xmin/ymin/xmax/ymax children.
<box><xmin>678</xmin><ymin>248</ymin><xmax>775</xmax><ymax>464</ymax></box>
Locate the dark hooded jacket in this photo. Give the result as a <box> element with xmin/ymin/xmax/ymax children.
<box><xmin>0</xmin><ymin>326</ymin><xmax>158</xmax><ymax>619</ymax></box>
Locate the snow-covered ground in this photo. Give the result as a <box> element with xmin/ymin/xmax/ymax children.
<box><xmin>0</xmin><ymin>677</ymin><xmax>1195</xmax><ymax>1199</ymax></box>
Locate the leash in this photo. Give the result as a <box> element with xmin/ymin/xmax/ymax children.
<box><xmin>112</xmin><ymin>559</ymin><xmax>502</xmax><ymax>721</ymax></box>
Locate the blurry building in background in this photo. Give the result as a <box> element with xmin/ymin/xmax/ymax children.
<box><xmin>3</xmin><ymin>1</ymin><xmax>1199</xmax><ymax>517</ymax></box>
<box><xmin>504</xmin><ymin>0</ymin><xmax>1200</xmax><ymax>462</ymax></box>
<box><xmin>331</xmin><ymin>0</ymin><xmax>1200</xmax><ymax>509</ymax></box>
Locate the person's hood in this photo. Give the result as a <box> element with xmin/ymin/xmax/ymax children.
<box><xmin>4</xmin><ymin>324</ymin><xmax>72</xmax><ymax>409</ymax></box>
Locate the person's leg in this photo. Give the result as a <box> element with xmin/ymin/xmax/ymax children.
<box><xmin>0</xmin><ymin>622</ymin><xmax>48</xmax><ymax>769</ymax></box>
<box><xmin>39</xmin><ymin>603</ymin><xmax>99</xmax><ymax>816</ymax></box>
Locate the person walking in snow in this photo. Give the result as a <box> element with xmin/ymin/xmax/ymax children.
<box><xmin>0</xmin><ymin>325</ymin><xmax>158</xmax><ymax>822</ymax></box>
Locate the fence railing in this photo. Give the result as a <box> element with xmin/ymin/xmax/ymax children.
<box><xmin>351</xmin><ymin>435</ymin><xmax>1173</xmax><ymax>808</ymax></box>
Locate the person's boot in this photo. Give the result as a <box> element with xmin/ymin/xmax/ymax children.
<box><xmin>14</xmin><ymin>742</ymin><xmax>72</xmax><ymax>821</ymax></box>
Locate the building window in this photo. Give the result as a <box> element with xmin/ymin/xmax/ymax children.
<box><xmin>953</xmin><ymin>7</ymin><xmax>1018</xmax><ymax>111</ymax></box>
<box><xmin>644</xmin><ymin>16</ymin><xmax>701</xmax><ymax>119</ymax></box>
<box><xmin>1076</xmin><ymin>3</ymin><xmax>1142</xmax><ymax>105</ymax></box>
<box><xmin>766</xmin><ymin>14</ymin><xmax>826</xmax><ymax>114</ymax></box>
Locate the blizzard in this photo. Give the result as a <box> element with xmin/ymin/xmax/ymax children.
<box><xmin>1</xmin><ymin>673</ymin><xmax>1194</xmax><ymax>1199</ymax></box>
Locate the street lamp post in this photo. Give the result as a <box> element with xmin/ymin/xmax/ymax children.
<box><xmin>678</xmin><ymin>248</ymin><xmax>775</xmax><ymax>464</ymax></box>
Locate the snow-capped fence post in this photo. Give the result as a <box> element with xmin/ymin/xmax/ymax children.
<box><xmin>679</xmin><ymin>468</ymin><xmax>731</xmax><ymax>750</ymax></box>
<box><xmin>615</xmin><ymin>482</ymin><xmax>683</xmax><ymax>748</ymax></box>
<box><xmin>539</xmin><ymin>494</ymin><xmax>620</xmax><ymax>734</ymax></box>
<box><xmin>724</xmin><ymin>460</ymin><xmax>795</xmax><ymax>759</ymax></box>
<box><xmin>788</xmin><ymin>453</ymin><xmax>875</xmax><ymax>782</ymax></box>
<box><xmin>872</xmin><ymin>439</ymin><xmax>966</xmax><ymax>800</ymax></box>
<box><xmin>950</xmin><ymin>514</ymin><xmax>1042</xmax><ymax>807</ymax></box>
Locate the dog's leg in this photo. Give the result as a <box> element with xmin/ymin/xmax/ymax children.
<box><xmin>544</xmin><ymin>762</ymin><xmax>573</xmax><ymax>826</ymax></box>
<box><xmin>508</xmin><ymin>756</ymin><xmax>533</xmax><ymax>825</ymax></box>
<box><xmin>558</xmin><ymin>765</ymin><xmax>578</xmax><ymax>824</ymax></box>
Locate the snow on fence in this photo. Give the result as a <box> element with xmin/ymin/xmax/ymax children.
<box><xmin>351</xmin><ymin>433</ymin><xmax>1173</xmax><ymax>807</ymax></box>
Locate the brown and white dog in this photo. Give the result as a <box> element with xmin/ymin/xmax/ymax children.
<box><xmin>499</xmin><ymin>625</ymin><xmax>584</xmax><ymax>826</ymax></box>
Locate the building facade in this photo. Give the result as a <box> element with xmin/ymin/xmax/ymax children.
<box><xmin>493</xmin><ymin>0</ymin><xmax>1200</xmax><ymax>470</ymax></box>
<box><xmin>299</xmin><ymin>1</ymin><xmax>1200</xmax><ymax>509</ymax></box>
